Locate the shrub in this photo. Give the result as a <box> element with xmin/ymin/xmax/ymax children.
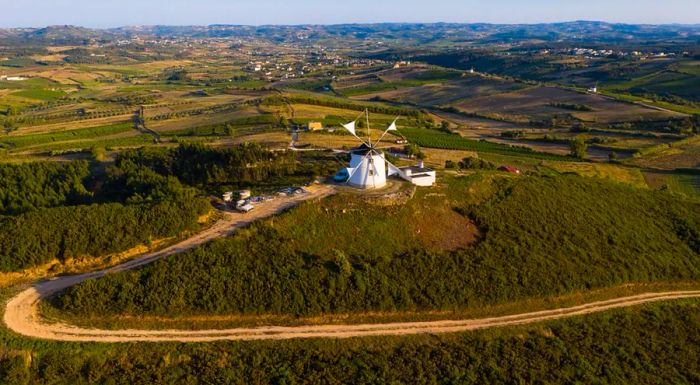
<box><xmin>458</xmin><ymin>157</ymin><xmax>495</xmax><ymax>170</ymax></box>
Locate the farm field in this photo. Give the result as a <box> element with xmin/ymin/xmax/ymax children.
<box><xmin>603</xmin><ymin>63</ymin><xmax>700</xmax><ymax>101</ymax></box>
<box><xmin>398</xmin><ymin>127</ymin><xmax>573</xmax><ymax>160</ymax></box>
<box><xmin>454</xmin><ymin>86</ymin><xmax>686</xmax><ymax>124</ymax></box>
<box><xmin>352</xmin><ymin>74</ymin><xmax>529</xmax><ymax>106</ymax></box>
<box><xmin>630</xmin><ymin>136</ymin><xmax>700</xmax><ymax>170</ymax></box>
<box><xmin>643</xmin><ymin>170</ymin><xmax>700</xmax><ymax>198</ymax></box>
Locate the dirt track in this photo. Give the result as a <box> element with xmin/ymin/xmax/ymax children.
<box><xmin>3</xmin><ymin>184</ymin><xmax>700</xmax><ymax>342</ymax></box>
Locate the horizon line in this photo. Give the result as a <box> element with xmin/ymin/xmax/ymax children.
<box><xmin>3</xmin><ymin>20</ymin><xmax>700</xmax><ymax>30</ymax></box>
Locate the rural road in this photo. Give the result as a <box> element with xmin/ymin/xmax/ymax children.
<box><xmin>3</xmin><ymin>184</ymin><xmax>700</xmax><ymax>342</ymax></box>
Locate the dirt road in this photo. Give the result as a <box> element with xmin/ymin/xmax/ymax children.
<box><xmin>3</xmin><ymin>184</ymin><xmax>335</xmax><ymax>342</ymax></box>
<box><xmin>3</xmin><ymin>183</ymin><xmax>700</xmax><ymax>342</ymax></box>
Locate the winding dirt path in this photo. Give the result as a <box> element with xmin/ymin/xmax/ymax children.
<box><xmin>3</xmin><ymin>184</ymin><xmax>699</xmax><ymax>342</ymax></box>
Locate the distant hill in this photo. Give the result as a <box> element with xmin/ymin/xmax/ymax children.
<box><xmin>0</xmin><ymin>21</ymin><xmax>697</xmax><ymax>45</ymax></box>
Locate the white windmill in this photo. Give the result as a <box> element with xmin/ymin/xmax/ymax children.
<box><xmin>338</xmin><ymin>110</ymin><xmax>406</xmax><ymax>189</ymax></box>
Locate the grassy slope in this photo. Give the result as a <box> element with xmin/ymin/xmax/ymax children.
<box><xmin>50</xmin><ymin>174</ymin><xmax>700</xmax><ymax>318</ymax></box>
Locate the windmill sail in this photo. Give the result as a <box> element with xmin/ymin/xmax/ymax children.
<box><xmin>342</xmin><ymin>121</ymin><xmax>357</xmax><ymax>136</ymax></box>
<box><xmin>387</xmin><ymin>162</ymin><xmax>403</xmax><ymax>177</ymax></box>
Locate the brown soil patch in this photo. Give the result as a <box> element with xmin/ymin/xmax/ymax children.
<box><xmin>414</xmin><ymin>202</ymin><xmax>481</xmax><ymax>251</ymax></box>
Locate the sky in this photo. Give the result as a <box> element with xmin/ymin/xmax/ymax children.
<box><xmin>0</xmin><ymin>0</ymin><xmax>698</xmax><ymax>28</ymax></box>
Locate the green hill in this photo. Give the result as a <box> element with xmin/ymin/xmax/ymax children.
<box><xmin>51</xmin><ymin>174</ymin><xmax>700</xmax><ymax>318</ymax></box>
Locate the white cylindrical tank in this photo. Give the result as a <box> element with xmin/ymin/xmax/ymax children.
<box><xmin>348</xmin><ymin>148</ymin><xmax>386</xmax><ymax>189</ymax></box>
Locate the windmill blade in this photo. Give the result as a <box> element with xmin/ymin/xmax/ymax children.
<box><xmin>374</xmin><ymin>117</ymin><xmax>399</xmax><ymax>147</ymax></box>
<box><xmin>385</xmin><ymin>158</ymin><xmax>405</xmax><ymax>178</ymax></box>
<box><xmin>343</xmin><ymin>120</ymin><xmax>372</xmax><ymax>148</ymax></box>
<box><xmin>342</xmin><ymin>121</ymin><xmax>357</xmax><ymax>136</ymax></box>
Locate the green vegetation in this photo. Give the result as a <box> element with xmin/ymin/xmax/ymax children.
<box><xmin>0</xmin><ymin>156</ymin><xmax>210</xmax><ymax>272</ymax></box>
<box><xmin>1</xmin><ymin>301</ymin><xmax>698</xmax><ymax>384</ymax></box>
<box><xmin>11</xmin><ymin>89</ymin><xmax>65</xmax><ymax>101</ymax></box>
<box><xmin>0</xmin><ymin>141</ymin><xmax>330</xmax><ymax>272</ymax></box>
<box><xmin>458</xmin><ymin>156</ymin><xmax>496</xmax><ymax>170</ymax></box>
<box><xmin>0</xmin><ymin>23</ymin><xmax>699</xmax><ymax>383</ymax></box>
<box><xmin>264</xmin><ymin>94</ymin><xmax>422</xmax><ymax>118</ymax></box>
<box><xmin>569</xmin><ymin>135</ymin><xmax>588</xmax><ymax>159</ymax></box>
<box><xmin>52</xmin><ymin>175</ymin><xmax>700</xmax><ymax>317</ymax></box>
<box><xmin>0</xmin><ymin>197</ymin><xmax>209</xmax><ymax>272</ymax></box>
<box><xmin>549</xmin><ymin>102</ymin><xmax>593</xmax><ymax>111</ymax></box>
<box><xmin>159</xmin><ymin>116</ymin><xmax>279</xmax><ymax>137</ymax></box>
<box><xmin>399</xmin><ymin>127</ymin><xmax>572</xmax><ymax>160</ymax></box>
<box><xmin>114</xmin><ymin>143</ymin><xmax>298</xmax><ymax>188</ymax></box>
<box><xmin>0</xmin><ymin>161</ymin><xmax>91</xmax><ymax>214</ymax></box>
<box><xmin>0</xmin><ymin>123</ymin><xmax>133</xmax><ymax>150</ymax></box>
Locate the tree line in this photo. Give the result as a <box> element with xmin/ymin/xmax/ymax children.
<box><xmin>114</xmin><ymin>143</ymin><xmax>298</xmax><ymax>187</ymax></box>
<box><xmin>0</xmin><ymin>142</ymin><xmax>322</xmax><ymax>272</ymax></box>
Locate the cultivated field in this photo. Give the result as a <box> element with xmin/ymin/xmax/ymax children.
<box><xmin>454</xmin><ymin>86</ymin><xmax>686</xmax><ymax>124</ymax></box>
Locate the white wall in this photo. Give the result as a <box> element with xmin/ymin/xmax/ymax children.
<box><xmin>348</xmin><ymin>152</ymin><xmax>387</xmax><ymax>189</ymax></box>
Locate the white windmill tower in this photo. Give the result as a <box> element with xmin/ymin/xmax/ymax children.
<box><xmin>339</xmin><ymin>110</ymin><xmax>405</xmax><ymax>189</ymax></box>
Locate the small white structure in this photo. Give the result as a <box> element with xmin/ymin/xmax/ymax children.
<box><xmin>0</xmin><ymin>76</ymin><xmax>27</xmax><ymax>81</ymax></box>
<box><xmin>237</xmin><ymin>203</ymin><xmax>254</xmax><ymax>212</ymax></box>
<box><xmin>222</xmin><ymin>191</ymin><xmax>234</xmax><ymax>202</ymax></box>
<box><xmin>588</xmin><ymin>85</ymin><xmax>598</xmax><ymax>93</ymax></box>
<box><xmin>347</xmin><ymin>144</ymin><xmax>387</xmax><ymax>189</ymax></box>
<box><xmin>397</xmin><ymin>161</ymin><xmax>436</xmax><ymax>187</ymax></box>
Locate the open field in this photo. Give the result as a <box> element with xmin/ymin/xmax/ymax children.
<box><xmin>541</xmin><ymin>161</ymin><xmax>649</xmax><ymax>188</ymax></box>
<box><xmin>455</xmin><ymin>86</ymin><xmax>686</xmax><ymax>124</ymax></box>
<box><xmin>352</xmin><ymin>74</ymin><xmax>529</xmax><ymax>106</ymax></box>
<box><xmin>643</xmin><ymin>170</ymin><xmax>700</xmax><ymax>197</ymax></box>
<box><xmin>630</xmin><ymin>135</ymin><xmax>700</xmax><ymax>169</ymax></box>
<box><xmin>0</xmin><ymin>123</ymin><xmax>134</xmax><ymax>152</ymax></box>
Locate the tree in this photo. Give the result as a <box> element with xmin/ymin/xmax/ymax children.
<box><xmin>91</xmin><ymin>146</ymin><xmax>106</xmax><ymax>162</ymax></box>
<box><xmin>569</xmin><ymin>136</ymin><xmax>587</xmax><ymax>159</ymax></box>
<box><xmin>608</xmin><ymin>151</ymin><xmax>618</xmax><ymax>162</ymax></box>
<box><xmin>440</xmin><ymin>120</ymin><xmax>451</xmax><ymax>132</ymax></box>
<box><xmin>459</xmin><ymin>156</ymin><xmax>495</xmax><ymax>170</ymax></box>
<box><xmin>3</xmin><ymin>119</ymin><xmax>17</xmax><ymax>134</ymax></box>
<box><xmin>166</xmin><ymin>68</ymin><xmax>189</xmax><ymax>82</ymax></box>
<box><xmin>224</xmin><ymin>123</ymin><xmax>235</xmax><ymax>138</ymax></box>
<box><xmin>404</xmin><ymin>143</ymin><xmax>425</xmax><ymax>159</ymax></box>
<box><xmin>332</xmin><ymin>249</ymin><xmax>352</xmax><ymax>277</ymax></box>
